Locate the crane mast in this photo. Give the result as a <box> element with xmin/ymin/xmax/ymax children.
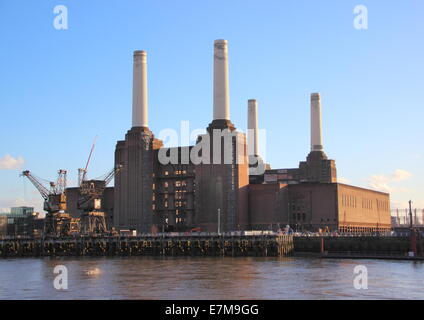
<box><xmin>82</xmin><ymin>135</ymin><xmax>98</xmax><ymax>182</ymax></box>
<box><xmin>56</xmin><ymin>169</ymin><xmax>67</xmax><ymax>194</ymax></box>
<box><xmin>78</xmin><ymin>165</ymin><xmax>123</xmax><ymax>235</ymax></box>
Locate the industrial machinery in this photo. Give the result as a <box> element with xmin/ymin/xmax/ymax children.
<box><xmin>77</xmin><ymin>135</ymin><xmax>123</xmax><ymax>235</ymax></box>
<box><xmin>21</xmin><ymin>169</ymin><xmax>70</xmax><ymax>237</ymax></box>
<box><xmin>77</xmin><ymin>165</ymin><xmax>122</xmax><ymax>235</ymax></box>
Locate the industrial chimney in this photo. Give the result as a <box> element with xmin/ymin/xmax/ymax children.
<box><xmin>132</xmin><ymin>50</ymin><xmax>148</xmax><ymax>128</ymax></box>
<box><xmin>213</xmin><ymin>40</ymin><xmax>230</xmax><ymax>121</ymax></box>
<box><xmin>248</xmin><ymin>99</ymin><xmax>259</xmax><ymax>156</ymax></box>
<box><xmin>310</xmin><ymin>93</ymin><xmax>323</xmax><ymax>152</ymax></box>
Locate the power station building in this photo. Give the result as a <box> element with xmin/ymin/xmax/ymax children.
<box><xmin>111</xmin><ymin>40</ymin><xmax>391</xmax><ymax>234</ymax></box>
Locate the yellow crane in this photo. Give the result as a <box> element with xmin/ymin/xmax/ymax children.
<box><xmin>21</xmin><ymin>170</ymin><xmax>70</xmax><ymax>237</ymax></box>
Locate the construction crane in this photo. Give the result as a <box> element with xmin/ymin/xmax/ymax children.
<box><xmin>78</xmin><ymin>135</ymin><xmax>98</xmax><ymax>187</ymax></box>
<box><xmin>21</xmin><ymin>170</ymin><xmax>70</xmax><ymax>237</ymax></box>
<box><xmin>78</xmin><ymin>165</ymin><xmax>123</xmax><ymax>235</ymax></box>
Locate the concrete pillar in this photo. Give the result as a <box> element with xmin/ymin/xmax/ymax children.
<box><xmin>248</xmin><ymin>99</ymin><xmax>259</xmax><ymax>156</ymax></box>
<box><xmin>213</xmin><ymin>40</ymin><xmax>230</xmax><ymax>120</ymax></box>
<box><xmin>311</xmin><ymin>93</ymin><xmax>323</xmax><ymax>152</ymax></box>
<box><xmin>132</xmin><ymin>50</ymin><xmax>148</xmax><ymax>128</ymax></box>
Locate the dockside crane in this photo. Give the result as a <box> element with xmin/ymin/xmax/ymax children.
<box><xmin>77</xmin><ymin>165</ymin><xmax>123</xmax><ymax>235</ymax></box>
<box><xmin>77</xmin><ymin>136</ymin><xmax>123</xmax><ymax>235</ymax></box>
<box><xmin>21</xmin><ymin>170</ymin><xmax>70</xmax><ymax>237</ymax></box>
<box><xmin>78</xmin><ymin>135</ymin><xmax>97</xmax><ymax>187</ymax></box>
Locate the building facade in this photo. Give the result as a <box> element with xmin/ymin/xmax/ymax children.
<box><xmin>110</xmin><ymin>40</ymin><xmax>391</xmax><ymax>234</ymax></box>
<box><xmin>0</xmin><ymin>207</ymin><xmax>39</xmax><ymax>237</ymax></box>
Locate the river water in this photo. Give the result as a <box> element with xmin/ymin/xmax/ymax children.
<box><xmin>0</xmin><ymin>257</ymin><xmax>423</xmax><ymax>299</ymax></box>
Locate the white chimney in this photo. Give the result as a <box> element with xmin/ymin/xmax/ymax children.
<box><xmin>248</xmin><ymin>99</ymin><xmax>259</xmax><ymax>156</ymax></box>
<box><xmin>213</xmin><ymin>40</ymin><xmax>230</xmax><ymax>120</ymax></box>
<box><xmin>310</xmin><ymin>93</ymin><xmax>323</xmax><ymax>152</ymax></box>
<box><xmin>132</xmin><ymin>50</ymin><xmax>148</xmax><ymax>128</ymax></box>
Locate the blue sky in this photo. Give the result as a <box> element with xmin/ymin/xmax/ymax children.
<box><xmin>0</xmin><ymin>0</ymin><xmax>423</xmax><ymax>214</ymax></box>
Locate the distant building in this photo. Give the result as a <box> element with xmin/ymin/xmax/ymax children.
<box><xmin>0</xmin><ymin>206</ymin><xmax>38</xmax><ymax>237</ymax></box>
<box><xmin>102</xmin><ymin>40</ymin><xmax>391</xmax><ymax>234</ymax></box>
<box><xmin>10</xmin><ymin>206</ymin><xmax>34</xmax><ymax>216</ymax></box>
<box><xmin>251</xmin><ymin>183</ymin><xmax>390</xmax><ymax>232</ymax></box>
<box><xmin>0</xmin><ymin>216</ymin><xmax>7</xmax><ymax>237</ymax></box>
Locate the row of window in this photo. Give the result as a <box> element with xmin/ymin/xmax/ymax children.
<box><xmin>362</xmin><ymin>198</ymin><xmax>373</xmax><ymax>210</ymax></box>
<box><xmin>341</xmin><ymin>194</ymin><xmax>357</xmax><ymax>208</ymax></box>
<box><xmin>376</xmin><ymin>199</ymin><xmax>389</xmax><ymax>211</ymax></box>
<box><xmin>153</xmin><ymin>191</ymin><xmax>190</xmax><ymax>208</ymax></box>
<box><xmin>339</xmin><ymin>226</ymin><xmax>389</xmax><ymax>233</ymax></box>
<box><xmin>163</xmin><ymin>180</ymin><xmax>188</xmax><ymax>188</ymax></box>
<box><xmin>152</xmin><ymin>203</ymin><xmax>191</xmax><ymax>214</ymax></box>
<box><xmin>341</xmin><ymin>195</ymin><xmax>389</xmax><ymax>211</ymax></box>
<box><xmin>163</xmin><ymin>217</ymin><xmax>184</xmax><ymax>225</ymax></box>
<box><xmin>160</xmin><ymin>200</ymin><xmax>187</xmax><ymax>209</ymax></box>
<box><xmin>163</xmin><ymin>170</ymin><xmax>189</xmax><ymax>176</ymax></box>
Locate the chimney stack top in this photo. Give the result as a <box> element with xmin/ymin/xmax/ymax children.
<box><xmin>214</xmin><ymin>39</ymin><xmax>228</xmax><ymax>45</ymax></box>
<box><xmin>134</xmin><ymin>50</ymin><xmax>147</xmax><ymax>56</ymax></box>
<box><xmin>311</xmin><ymin>93</ymin><xmax>321</xmax><ymax>100</ymax></box>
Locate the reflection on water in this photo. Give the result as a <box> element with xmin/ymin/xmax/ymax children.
<box><xmin>0</xmin><ymin>257</ymin><xmax>423</xmax><ymax>299</ymax></box>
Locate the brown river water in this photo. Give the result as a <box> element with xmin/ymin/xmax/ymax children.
<box><xmin>0</xmin><ymin>256</ymin><xmax>423</xmax><ymax>299</ymax></box>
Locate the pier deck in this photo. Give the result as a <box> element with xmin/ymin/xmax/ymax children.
<box><xmin>2</xmin><ymin>234</ymin><xmax>422</xmax><ymax>260</ymax></box>
<box><xmin>0</xmin><ymin>234</ymin><xmax>294</xmax><ymax>258</ymax></box>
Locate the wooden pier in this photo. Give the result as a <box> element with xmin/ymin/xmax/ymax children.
<box><xmin>3</xmin><ymin>234</ymin><xmax>420</xmax><ymax>260</ymax></box>
<box><xmin>0</xmin><ymin>234</ymin><xmax>294</xmax><ymax>258</ymax></box>
<box><xmin>293</xmin><ymin>235</ymin><xmax>424</xmax><ymax>260</ymax></box>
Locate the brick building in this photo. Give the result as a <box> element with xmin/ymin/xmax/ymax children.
<box><xmin>110</xmin><ymin>40</ymin><xmax>391</xmax><ymax>234</ymax></box>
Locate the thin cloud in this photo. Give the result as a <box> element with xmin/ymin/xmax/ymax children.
<box><xmin>0</xmin><ymin>197</ymin><xmax>43</xmax><ymax>214</ymax></box>
<box><xmin>367</xmin><ymin>169</ymin><xmax>412</xmax><ymax>193</ymax></box>
<box><xmin>337</xmin><ymin>177</ymin><xmax>350</xmax><ymax>184</ymax></box>
<box><xmin>392</xmin><ymin>199</ymin><xmax>424</xmax><ymax>209</ymax></box>
<box><xmin>0</xmin><ymin>154</ymin><xmax>25</xmax><ymax>170</ymax></box>
<box><xmin>390</xmin><ymin>200</ymin><xmax>410</xmax><ymax>209</ymax></box>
